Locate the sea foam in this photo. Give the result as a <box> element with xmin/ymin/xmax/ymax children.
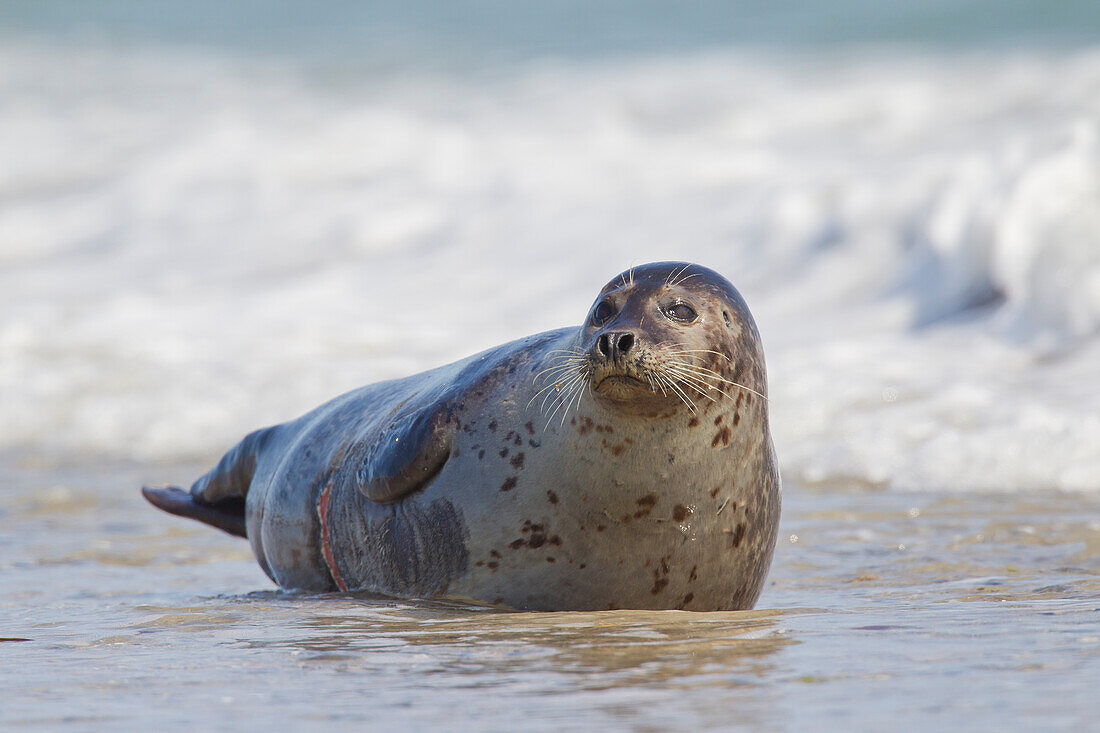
<box><xmin>1</xmin><ymin>40</ymin><xmax>1098</xmax><ymax>491</ymax></box>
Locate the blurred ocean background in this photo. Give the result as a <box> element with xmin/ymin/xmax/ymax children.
<box><xmin>2</xmin><ymin>2</ymin><xmax>1100</xmax><ymax>492</ymax></box>
<box><xmin>2</xmin><ymin>4</ymin><xmax>1099</xmax><ymax>729</ymax></box>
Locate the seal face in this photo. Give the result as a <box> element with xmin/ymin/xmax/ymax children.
<box><xmin>143</xmin><ymin>262</ymin><xmax>781</xmax><ymax>611</ymax></box>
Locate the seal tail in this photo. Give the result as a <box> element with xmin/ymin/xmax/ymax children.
<box><xmin>142</xmin><ymin>426</ymin><xmax>275</xmax><ymax>539</ymax></box>
<box><xmin>141</xmin><ymin>486</ymin><xmax>247</xmax><ymax>538</ymax></box>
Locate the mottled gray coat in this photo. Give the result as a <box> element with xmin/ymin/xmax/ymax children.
<box><xmin>144</xmin><ymin>263</ymin><xmax>781</xmax><ymax>611</ymax></box>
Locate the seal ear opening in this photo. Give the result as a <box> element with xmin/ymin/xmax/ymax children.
<box><xmin>142</xmin><ymin>485</ymin><xmax>247</xmax><ymax>538</ymax></box>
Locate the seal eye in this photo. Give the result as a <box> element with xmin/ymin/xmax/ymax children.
<box><xmin>665</xmin><ymin>302</ymin><xmax>697</xmax><ymax>323</ymax></box>
<box><xmin>592</xmin><ymin>300</ymin><xmax>615</xmax><ymax>326</ymax></box>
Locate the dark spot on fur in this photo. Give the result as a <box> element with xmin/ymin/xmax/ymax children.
<box><xmin>499</xmin><ymin>447</ymin><xmax>509</xmax><ymax>458</ymax></box>
<box><xmin>505</xmin><ymin>430</ymin><xmax>515</xmax><ymax>442</ymax></box>
<box><xmin>620</xmin><ymin>515</ymin><xmax>632</xmax><ymax>524</ymax></box>
<box><xmin>549</xmin><ymin>535</ymin><xmax>562</xmax><ymax>546</ymax></box>
<box><xmin>488</xmin><ymin>420</ymin><xmax>498</xmax><ymax>432</ymax></box>
<box><xmin>489</xmin><ymin>549</ymin><xmax>501</xmax><ymax>558</ymax></box>
<box><xmin>500</xmin><ymin>476</ymin><xmax>517</xmax><ymax>492</ymax></box>
<box><xmin>546</xmin><ymin>490</ymin><xmax>558</xmax><ymax>504</ymax></box>
<box><xmin>649</xmin><ymin>554</ymin><xmax>672</xmax><ymax>594</ymax></box>
<box><xmin>714</xmin><ymin>415</ymin><xmax>723</xmax><ymax>425</ymax></box>
<box><xmin>723</xmin><ymin>310</ymin><xmax>732</xmax><ymax>327</ymax></box>
<box><xmin>528</xmin><ymin>439</ymin><xmax>541</xmax><ymax>448</ymax></box>
<box><xmin>546</xmin><ymin>557</ymin><xmax>555</xmax><ymax>563</ymax></box>
<box><xmin>514</xmin><ymin>434</ymin><xmax>523</xmax><ymax>446</ymax></box>
<box><xmin>733</xmin><ymin>412</ymin><xmax>741</xmax><ymax>426</ymax></box>
<box><xmin>576</xmin><ymin>417</ymin><xmax>594</xmax><ymax>435</ymax></box>
<box><xmin>610</xmin><ymin>443</ymin><xmax>625</xmax><ymax>457</ymax></box>
<box><xmin>596</xmin><ymin>524</ymin><xmax>606</xmax><ymax>532</ymax></box>
<box><xmin>678</xmin><ymin>592</ymin><xmax>695</xmax><ymax>609</ymax></box>
<box><xmin>689</xmin><ymin>565</ymin><xmax>698</xmax><ymax>582</ymax></box>
<box><xmin>731</xmin><ymin>522</ymin><xmax>746</xmax><ymax>548</ymax></box>
<box><xmin>510</xmin><ymin>452</ymin><xmax>526</xmax><ymax>470</ymax></box>
<box><xmin>509</xmin><ymin>538</ymin><xmax>525</xmax><ymax>549</ymax></box>
<box><xmin>687</xmin><ymin>417</ymin><xmax>699</xmax><ymax>427</ymax></box>
<box><xmin>475</xmin><ymin>560</ymin><xmax>484</xmax><ymax>567</ymax></box>
<box><xmin>524</xmin><ymin>421</ymin><xmax>535</xmax><ymax>435</ymax></box>
<box><xmin>528</xmin><ymin>533</ymin><xmax>546</xmax><ymax>549</ymax></box>
<box><xmin>487</xmin><ymin>561</ymin><xmax>499</xmax><ymax>570</ymax></box>
<box><xmin>672</xmin><ymin>504</ymin><xmax>691</xmax><ymax>522</ymax></box>
<box><xmin>636</xmin><ymin>494</ymin><xmax>658</xmax><ymax>508</ymax></box>
<box><xmin>579</xmin><ymin>563</ymin><xmax>586</xmax><ymax>569</ymax></box>
<box><xmin>709</xmin><ymin>487</ymin><xmax>720</xmax><ymax>498</ymax></box>
<box><xmin>711</xmin><ymin>426</ymin><xmax>731</xmax><ymax>448</ymax></box>
<box><xmin>478</xmin><ymin>449</ymin><xmax>485</xmax><ymax>460</ymax></box>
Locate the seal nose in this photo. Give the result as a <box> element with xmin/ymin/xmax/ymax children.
<box><xmin>596</xmin><ymin>332</ymin><xmax>636</xmax><ymax>362</ymax></box>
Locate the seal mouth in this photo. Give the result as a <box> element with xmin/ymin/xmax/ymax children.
<box><xmin>595</xmin><ymin>374</ymin><xmax>650</xmax><ymax>391</ymax></box>
<box><xmin>592</xmin><ymin>373</ymin><xmax>659</xmax><ymax>404</ymax></box>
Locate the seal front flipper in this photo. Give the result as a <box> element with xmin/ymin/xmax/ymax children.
<box><xmin>353</xmin><ymin>335</ymin><xmax>552</xmax><ymax>504</ymax></box>
<box><xmin>141</xmin><ymin>485</ymin><xmax>247</xmax><ymax>538</ymax></box>
<box><xmin>356</xmin><ymin>396</ymin><xmax>455</xmax><ymax>504</ymax></box>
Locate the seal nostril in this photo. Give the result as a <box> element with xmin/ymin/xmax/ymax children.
<box><xmin>597</xmin><ymin>334</ymin><xmax>611</xmax><ymax>358</ymax></box>
<box><xmin>617</xmin><ymin>333</ymin><xmax>634</xmax><ymax>354</ymax></box>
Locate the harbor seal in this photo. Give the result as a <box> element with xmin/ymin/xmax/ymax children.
<box><xmin>143</xmin><ymin>262</ymin><xmax>780</xmax><ymax>611</ymax></box>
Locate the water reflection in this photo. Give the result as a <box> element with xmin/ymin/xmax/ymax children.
<box><xmin>277</xmin><ymin>601</ymin><xmax>793</xmax><ymax>682</ymax></box>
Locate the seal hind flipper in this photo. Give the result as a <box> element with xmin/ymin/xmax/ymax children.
<box><xmin>141</xmin><ymin>486</ymin><xmax>247</xmax><ymax>538</ymax></box>
<box><xmin>190</xmin><ymin>427</ymin><xmax>274</xmax><ymax>504</ymax></box>
<box><xmin>142</xmin><ymin>426</ymin><xmax>275</xmax><ymax>538</ymax></box>
<box><xmin>357</xmin><ymin>401</ymin><xmax>453</xmax><ymax>504</ymax></box>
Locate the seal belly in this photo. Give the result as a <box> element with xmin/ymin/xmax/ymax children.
<box><xmin>395</xmin><ymin>400</ymin><xmax>777</xmax><ymax>611</ymax></box>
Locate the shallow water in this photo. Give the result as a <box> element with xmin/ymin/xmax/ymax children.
<box><xmin>3</xmin><ymin>458</ymin><xmax>1096</xmax><ymax>730</ymax></box>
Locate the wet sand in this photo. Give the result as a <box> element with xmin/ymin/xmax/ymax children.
<box><xmin>2</xmin><ymin>457</ymin><xmax>1097</xmax><ymax>730</ymax></box>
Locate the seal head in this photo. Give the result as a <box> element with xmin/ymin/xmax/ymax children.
<box><xmin>543</xmin><ymin>261</ymin><xmax>767</xmax><ymax>422</ymax></box>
